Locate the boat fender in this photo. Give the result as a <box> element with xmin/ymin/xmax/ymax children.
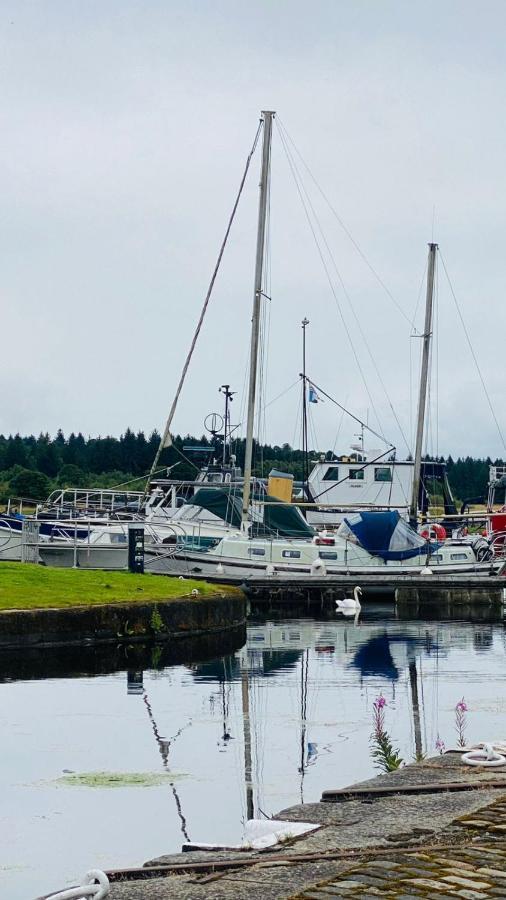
<box><xmin>266</xmin><ymin>564</ymin><xmax>275</xmax><ymax>576</ymax></box>
<box><xmin>311</xmin><ymin>559</ymin><xmax>326</xmax><ymax>576</ymax></box>
<box><xmin>462</xmin><ymin>742</ymin><xmax>506</xmax><ymax>767</ymax></box>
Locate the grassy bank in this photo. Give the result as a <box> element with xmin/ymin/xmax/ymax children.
<box><xmin>0</xmin><ymin>562</ymin><xmax>229</xmax><ymax>610</ymax></box>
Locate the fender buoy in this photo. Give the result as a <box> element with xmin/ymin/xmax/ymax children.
<box><xmin>420</xmin><ymin>524</ymin><xmax>446</xmax><ymax>542</ymax></box>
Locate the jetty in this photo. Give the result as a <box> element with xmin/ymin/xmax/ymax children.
<box><xmin>50</xmin><ymin>752</ymin><xmax>506</xmax><ymax>899</ymax></box>
<box><xmin>186</xmin><ymin>570</ymin><xmax>506</xmax><ymax>606</ymax></box>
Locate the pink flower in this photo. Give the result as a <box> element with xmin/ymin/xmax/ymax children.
<box><xmin>435</xmin><ymin>737</ymin><xmax>445</xmax><ymax>754</ymax></box>
<box><xmin>375</xmin><ymin>695</ymin><xmax>387</xmax><ymax>709</ymax></box>
<box><xmin>456</xmin><ymin>698</ymin><xmax>468</xmax><ymax>713</ymax></box>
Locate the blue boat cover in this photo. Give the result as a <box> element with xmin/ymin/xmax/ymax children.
<box><xmin>341</xmin><ymin>511</ymin><xmax>429</xmax><ymax>560</ymax></box>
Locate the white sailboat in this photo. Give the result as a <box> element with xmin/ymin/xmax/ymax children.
<box><xmin>148</xmin><ymin>111</ymin><xmax>496</xmax><ymax>579</ymax></box>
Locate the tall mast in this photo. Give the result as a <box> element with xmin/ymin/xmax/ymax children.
<box><xmin>242</xmin><ymin>111</ymin><xmax>275</xmax><ymax>527</ymax></box>
<box><xmin>301</xmin><ymin>318</ymin><xmax>309</xmax><ymax>506</ymax></box>
<box><xmin>410</xmin><ymin>242</ymin><xmax>437</xmax><ymax>526</ymax></box>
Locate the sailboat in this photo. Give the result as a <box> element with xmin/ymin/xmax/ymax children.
<box><xmin>147</xmin><ymin>110</ymin><xmax>497</xmax><ymax>579</ymax></box>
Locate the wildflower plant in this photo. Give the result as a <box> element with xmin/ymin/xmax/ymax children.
<box><xmin>435</xmin><ymin>736</ymin><xmax>446</xmax><ymax>755</ymax></box>
<box><xmin>370</xmin><ymin>695</ymin><xmax>403</xmax><ymax>773</ymax></box>
<box><xmin>455</xmin><ymin>698</ymin><xmax>468</xmax><ymax>747</ymax></box>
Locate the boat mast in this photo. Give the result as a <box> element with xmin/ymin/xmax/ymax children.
<box><xmin>410</xmin><ymin>242</ymin><xmax>437</xmax><ymax>527</ymax></box>
<box><xmin>241</xmin><ymin>111</ymin><xmax>275</xmax><ymax>528</ymax></box>
<box><xmin>301</xmin><ymin>318</ymin><xmax>309</xmax><ymax>507</ymax></box>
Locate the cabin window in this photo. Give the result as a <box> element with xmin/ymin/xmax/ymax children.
<box><xmin>282</xmin><ymin>550</ymin><xmax>301</xmax><ymax>558</ymax></box>
<box><xmin>432</xmin><ymin>554</ymin><xmax>443</xmax><ymax>561</ymax></box>
<box><xmin>248</xmin><ymin>547</ymin><xmax>265</xmax><ymax>556</ymax></box>
<box><xmin>450</xmin><ymin>552</ymin><xmax>468</xmax><ymax>560</ymax></box>
<box><xmin>319</xmin><ymin>551</ymin><xmax>338</xmax><ymax>560</ymax></box>
<box><xmin>349</xmin><ymin>469</ymin><xmax>364</xmax><ymax>481</ymax></box>
<box><xmin>374</xmin><ymin>467</ymin><xmax>392</xmax><ymax>482</ymax></box>
<box><xmin>323</xmin><ymin>466</ymin><xmax>340</xmax><ymax>481</ymax></box>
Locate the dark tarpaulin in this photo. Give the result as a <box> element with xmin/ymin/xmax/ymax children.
<box><xmin>188</xmin><ymin>487</ymin><xmax>315</xmax><ymax>538</ymax></box>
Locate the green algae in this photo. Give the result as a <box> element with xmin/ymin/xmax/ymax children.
<box><xmin>56</xmin><ymin>770</ymin><xmax>187</xmax><ymax>788</ymax></box>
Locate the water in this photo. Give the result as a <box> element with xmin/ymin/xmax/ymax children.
<box><xmin>2</xmin><ymin>606</ymin><xmax>506</xmax><ymax>900</ymax></box>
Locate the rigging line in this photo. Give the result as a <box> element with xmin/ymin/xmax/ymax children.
<box><xmin>332</xmin><ymin>400</ymin><xmax>348</xmax><ymax>456</ymax></box>
<box><xmin>305</xmin><ymin>376</ymin><xmax>395</xmax><ymax>448</ymax></box>
<box><xmin>410</xmin><ymin>258</ymin><xmax>429</xmax><ymax>337</ymax></box>
<box><xmin>277</xmin><ymin>121</ymin><xmax>411</xmax><ymax>456</ymax></box>
<box><xmin>144</xmin><ymin>118</ymin><xmax>264</xmax><ymax>494</ymax></box>
<box><xmin>275</xmin><ymin>122</ymin><xmax>386</xmax><ymax>442</ymax></box>
<box><xmin>276</xmin><ymin>116</ymin><xmax>414</xmax><ymax>329</ymax></box>
<box><xmin>171</xmin><ymin>442</ymin><xmax>201</xmax><ymax>473</ymax></box>
<box><xmin>439</xmin><ymin>250</ymin><xmax>506</xmax><ymax>454</ymax></box>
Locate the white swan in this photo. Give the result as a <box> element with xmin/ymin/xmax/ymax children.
<box><xmin>336</xmin><ymin>586</ymin><xmax>362</xmax><ymax>610</ymax></box>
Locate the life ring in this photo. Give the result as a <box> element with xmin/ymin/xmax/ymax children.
<box><xmin>420</xmin><ymin>524</ymin><xmax>446</xmax><ymax>542</ymax></box>
<box><xmin>462</xmin><ymin>743</ymin><xmax>506</xmax><ymax>767</ymax></box>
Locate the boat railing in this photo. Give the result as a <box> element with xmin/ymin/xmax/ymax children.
<box><xmin>5</xmin><ymin>496</ymin><xmax>41</xmax><ymax>516</ymax></box>
<box><xmin>43</xmin><ymin>488</ymin><xmax>145</xmax><ymax>515</ymax></box>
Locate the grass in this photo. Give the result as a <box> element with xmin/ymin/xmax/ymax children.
<box><xmin>0</xmin><ymin>562</ymin><xmax>231</xmax><ymax>610</ymax></box>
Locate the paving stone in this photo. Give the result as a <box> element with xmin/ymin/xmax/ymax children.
<box><xmin>401</xmin><ymin>877</ymin><xmax>457</xmax><ymax>890</ymax></box>
<box><xmin>450</xmin><ymin>892</ymin><xmax>489</xmax><ymax>900</ymax></box>
<box><xmin>440</xmin><ymin>874</ymin><xmax>491</xmax><ymax>889</ymax></box>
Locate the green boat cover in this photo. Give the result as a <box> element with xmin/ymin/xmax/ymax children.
<box><xmin>188</xmin><ymin>487</ymin><xmax>315</xmax><ymax>538</ymax></box>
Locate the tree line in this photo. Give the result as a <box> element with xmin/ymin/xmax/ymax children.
<box><xmin>0</xmin><ymin>428</ymin><xmax>501</xmax><ymax>502</ymax></box>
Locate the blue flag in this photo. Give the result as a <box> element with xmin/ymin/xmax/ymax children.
<box><xmin>308</xmin><ymin>384</ymin><xmax>319</xmax><ymax>403</ymax></box>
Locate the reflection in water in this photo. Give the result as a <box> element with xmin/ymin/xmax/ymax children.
<box><xmin>2</xmin><ymin>607</ymin><xmax>506</xmax><ymax>900</ymax></box>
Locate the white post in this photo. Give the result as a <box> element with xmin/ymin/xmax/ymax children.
<box><xmin>410</xmin><ymin>243</ymin><xmax>437</xmax><ymax>526</ymax></box>
<box><xmin>242</xmin><ymin>111</ymin><xmax>275</xmax><ymax>528</ymax></box>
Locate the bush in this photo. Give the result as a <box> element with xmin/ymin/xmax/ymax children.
<box><xmin>9</xmin><ymin>468</ymin><xmax>52</xmax><ymax>501</ymax></box>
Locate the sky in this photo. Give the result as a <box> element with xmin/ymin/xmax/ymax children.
<box><xmin>1</xmin><ymin>0</ymin><xmax>506</xmax><ymax>459</ymax></box>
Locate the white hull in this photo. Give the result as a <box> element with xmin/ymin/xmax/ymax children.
<box><xmin>38</xmin><ymin>544</ymin><xmax>127</xmax><ymax>570</ymax></box>
<box><xmin>146</xmin><ymin>535</ymin><xmax>493</xmax><ymax>580</ymax></box>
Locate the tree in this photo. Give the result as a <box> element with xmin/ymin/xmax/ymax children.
<box><xmin>58</xmin><ymin>464</ymin><xmax>87</xmax><ymax>487</ymax></box>
<box><xmin>10</xmin><ymin>468</ymin><xmax>51</xmax><ymax>501</ymax></box>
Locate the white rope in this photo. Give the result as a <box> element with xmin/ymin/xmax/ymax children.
<box><xmin>43</xmin><ymin>869</ymin><xmax>110</xmax><ymax>900</ymax></box>
<box><xmin>460</xmin><ymin>741</ymin><xmax>506</xmax><ymax>767</ymax></box>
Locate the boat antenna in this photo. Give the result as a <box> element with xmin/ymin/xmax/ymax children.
<box><xmin>242</xmin><ymin>111</ymin><xmax>275</xmax><ymax>529</ymax></box>
<box><xmin>142</xmin><ymin>118</ymin><xmax>263</xmax><ymax>499</ymax></box>
<box><xmin>219</xmin><ymin>384</ymin><xmax>236</xmax><ymax>466</ymax></box>
<box><xmin>410</xmin><ymin>243</ymin><xmax>437</xmax><ymax>527</ymax></box>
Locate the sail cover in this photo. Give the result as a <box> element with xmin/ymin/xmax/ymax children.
<box><xmin>187</xmin><ymin>488</ymin><xmax>314</xmax><ymax>538</ymax></box>
<box><xmin>339</xmin><ymin>511</ymin><xmax>427</xmax><ymax>560</ymax></box>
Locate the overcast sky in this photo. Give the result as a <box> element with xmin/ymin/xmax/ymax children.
<box><xmin>1</xmin><ymin>1</ymin><xmax>506</xmax><ymax>459</ymax></box>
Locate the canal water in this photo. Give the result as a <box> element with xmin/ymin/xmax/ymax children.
<box><xmin>2</xmin><ymin>605</ymin><xmax>506</xmax><ymax>900</ymax></box>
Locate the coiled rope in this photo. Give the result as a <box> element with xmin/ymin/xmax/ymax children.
<box><xmin>43</xmin><ymin>869</ymin><xmax>109</xmax><ymax>900</ymax></box>
<box><xmin>461</xmin><ymin>742</ymin><xmax>506</xmax><ymax>767</ymax></box>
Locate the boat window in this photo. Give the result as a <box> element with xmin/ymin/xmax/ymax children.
<box><xmin>450</xmin><ymin>552</ymin><xmax>468</xmax><ymax>560</ymax></box>
<box><xmin>349</xmin><ymin>469</ymin><xmax>364</xmax><ymax>481</ymax></box>
<box><xmin>431</xmin><ymin>554</ymin><xmax>443</xmax><ymax>561</ymax></box>
<box><xmin>374</xmin><ymin>467</ymin><xmax>392</xmax><ymax>482</ymax></box>
<box><xmin>319</xmin><ymin>551</ymin><xmax>338</xmax><ymax>560</ymax></box>
<box><xmin>282</xmin><ymin>550</ymin><xmax>301</xmax><ymax>558</ymax></box>
<box><xmin>248</xmin><ymin>547</ymin><xmax>266</xmax><ymax>556</ymax></box>
<box><xmin>323</xmin><ymin>466</ymin><xmax>340</xmax><ymax>481</ymax></box>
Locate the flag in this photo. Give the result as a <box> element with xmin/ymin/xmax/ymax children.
<box><xmin>308</xmin><ymin>384</ymin><xmax>320</xmax><ymax>404</ymax></box>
